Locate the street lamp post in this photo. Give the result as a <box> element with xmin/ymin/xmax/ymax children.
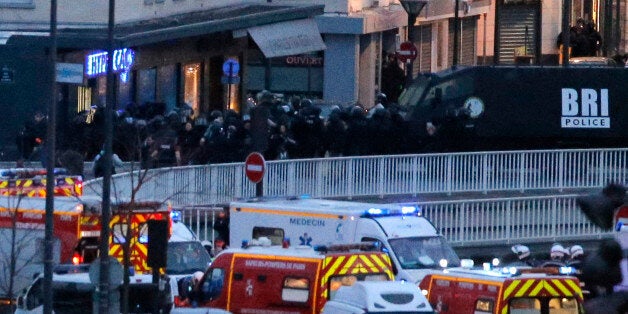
<box><xmin>453</xmin><ymin>0</ymin><xmax>460</xmax><ymax>67</ymax></box>
<box><xmin>400</xmin><ymin>0</ymin><xmax>429</xmax><ymax>85</ymax></box>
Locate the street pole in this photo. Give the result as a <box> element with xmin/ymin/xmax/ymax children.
<box><xmin>452</xmin><ymin>0</ymin><xmax>460</xmax><ymax>68</ymax></box>
<box><xmin>615</xmin><ymin>0</ymin><xmax>621</xmax><ymax>56</ymax></box>
<box><xmin>44</xmin><ymin>0</ymin><xmax>57</xmax><ymax>313</ymax></box>
<box><xmin>406</xmin><ymin>13</ymin><xmax>416</xmax><ymax>87</ymax></box>
<box><xmin>561</xmin><ymin>0</ymin><xmax>571</xmax><ymax>66</ymax></box>
<box><xmin>99</xmin><ymin>0</ymin><xmax>115</xmax><ymax>312</ymax></box>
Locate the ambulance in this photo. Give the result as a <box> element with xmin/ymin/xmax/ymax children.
<box><xmin>175</xmin><ymin>238</ymin><xmax>395</xmax><ymax>313</ymax></box>
<box><xmin>228</xmin><ymin>197</ymin><xmax>460</xmax><ymax>284</ymax></box>
<box><xmin>418</xmin><ymin>266</ymin><xmax>584</xmax><ymax>314</ymax></box>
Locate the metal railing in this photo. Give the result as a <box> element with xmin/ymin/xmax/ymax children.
<box><xmin>83</xmin><ymin>148</ymin><xmax>628</xmax><ymax>206</ymax></box>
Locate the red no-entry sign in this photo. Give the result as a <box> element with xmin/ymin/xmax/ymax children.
<box><xmin>245</xmin><ymin>152</ymin><xmax>266</xmax><ymax>184</ymax></box>
<box><xmin>396</xmin><ymin>41</ymin><xmax>418</xmax><ymax>63</ymax></box>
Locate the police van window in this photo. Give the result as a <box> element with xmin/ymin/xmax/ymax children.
<box><xmin>282</xmin><ymin>277</ymin><xmax>310</xmax><ymax>303</ymax></box>
<box><xmin>201</xmin><ymin>268</ymin><xmax>225</xmax><ymax>300</ymax></box>
<box><xmin>509</xmin><ymin>297</ymin><xmax>540</xmax><ymax>314</ymax></box>
<box><xmin>474</xmin><ymin>298</ymin><xmax>494</xmax><ymax>313</ymax></box>
<box><xmin>422</xmin><ymin>75</ymin><xmax>474</xmax><ymax>106</ymax></box>
<box><xmin>252</xmin><ymin>227</ymin><xmax>284</xmax><ymax>245</ymax></box>
<box><xmin>397</xmin><ymin>74</ymin><xmax>432</xmax><ymax>110</ymax></box>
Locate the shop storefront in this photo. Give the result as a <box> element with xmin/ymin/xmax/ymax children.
<box><xmin>0</xmin><ymin>3</ymin><xmax>325</xmax><ymax>160</ymax></box>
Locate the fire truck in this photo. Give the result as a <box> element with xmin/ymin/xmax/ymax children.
<box><xmin>418</xmin><ymin>266</ymin><xmax>584</xmax><ymax>314</ymax></box>
<box><xmin>175</xmin><ymin>239</ymin><xmax>395</xmax><ymax>313</ymax></box>
<box><xmin>0</xmin><ymin>168</ymin><xmax>82</xmax><ymax>197</ymax></box>
<box><xmin>0</xmin><ymin>196</ymin><xmax>85</xmax><ymax>301</ymax></box>
<box><xmin>0</xmin><ymin>194</ymin><xmax>177</xmax><ymax>302</ymax></box>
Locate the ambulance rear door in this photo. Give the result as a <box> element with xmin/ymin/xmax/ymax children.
<box><xmin>227</xmin><ymin>254</ymin><xmax>319</xmax><ymax>314</ymax></box>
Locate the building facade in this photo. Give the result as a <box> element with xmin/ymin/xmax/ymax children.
<box><xmin>0</xmin><ymin>0</ymin><xmax>625</xmax><ymax>160</ymax></box>
<box><xmin>0</xmin><ymin>0</ymin><xmax>325</xmax><ymax>159</ymax></box>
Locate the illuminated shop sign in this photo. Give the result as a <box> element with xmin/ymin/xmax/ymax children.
<box><xmin>85</xmin><ymin>48</ymin><xmax>135</xmax><ymax>77</ymax></box>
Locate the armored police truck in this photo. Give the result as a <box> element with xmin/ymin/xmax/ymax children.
<box><xmin>397</xmin><ymin>66</ymin><xmax>628</xmax><ymax>152</ymax></box>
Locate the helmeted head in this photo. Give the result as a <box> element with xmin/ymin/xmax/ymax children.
<box><xmin>551</xmin><ymin>243</ymin><xmax>568</xmax><ymax>260</ymax></box>
<box><xmin>570</xmin><ymin>245</ymin><xmax>584</xmax><ymax>259</ymax></box>
<box><xmin>511</xmin><ymin>244</ymin><xmax>531</xmax><ymax>260</ymax></box>
<box><xmin>193</xmin><ymin>271</ymin><xmax>204</xmax><ymax>284</ymax></box>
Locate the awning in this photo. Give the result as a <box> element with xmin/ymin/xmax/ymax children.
<box><xmin>0</xmin><ymin>31</ymin><xmax>48</xmax><ymax>45</ymax></box>
<box><xmin>248</xmin><ymin>18</ymin><xmax>326</xmax><ymax>58</ymax></box>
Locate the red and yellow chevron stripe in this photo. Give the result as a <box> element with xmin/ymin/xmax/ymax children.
<box><xmin>0</xmin><ymin>176</ymin><xmax>83</xmax><ymax>197</ymax></box>
<box><xmin>499</xmin><ymin>278</ymin><xmax>583</xmax><ymax>314</ymax></box>
<box><xmin>319</xmin><ymin>253</ymin><xmax>394</xmax><ymax>299</ymax></box>
<box><xmin>109</xmin><ymin>211</ymin><xmax>170</xmax><ymax>274</ymax></box>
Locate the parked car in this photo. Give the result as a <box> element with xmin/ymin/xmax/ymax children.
<box><xmin>322</xmin><ymin>281</ymin><xmax>434</xmax><ymax>313</ymax></box>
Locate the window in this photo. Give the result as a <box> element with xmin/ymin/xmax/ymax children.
<box><xmin>549</xmin><ymin>297</ymin><xmax>579</xmax><ymax>314</ymax></box>
<box><xmin>475</xmin><ymin>298</ymin><xmax>494</xmax><ymax>313</ymax></box>
<box><xmin>201</xmin><ymin>268</ymin><xmax>225</xmax><ymax>301</ymax></box>
<box><xmin>138</xmin><ymin>68</ymin><xmax>157</xmax><ymax>105</ymax></box>
<box><xmin>328</xmin><ymin>273</ymin><xmax>389</xmax><ymax>299</ymax></box>
<box><xmin>157</xmin><ymin>65</ymin><xmax>177</xmax><ymax>112</ymax></box>
<box><xmin>183</xmin><ymin>63</ymin><xmax>201</xmax><ymax>116</ymax></box>
<box><xmin>282</xmin><ymin>277</ymin><xmax>309</xmax><ymax>303</ymax></box>
<box><xmin>25</xmin><ymin>278</ymin><xmax>43</xmax><ymax>310</ymax></box>
<box><xmin>138</xmin><ymin>222</ymin><xmax>148</xmax><ymax>244</ymax></box>
<box><xmin>510</xmin><ymin>297</ymin><xmax>540</xmax><ymax>314</ymax></box>
<box><xmin>112</xmin><ymin>223</ymin><xmax>129</xmax><ymax>244</ymax></box>
<box><xmin>252</xmin><ymin>227</ymin><xmax>284</xmax><ymax>245</ymax></box>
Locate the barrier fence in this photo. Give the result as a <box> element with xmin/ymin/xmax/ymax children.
<box><xmin>80</xmin><ymin>148</ymin><xmax>626</xmax><ymax>247</ymax></box>
<box><xmin>84</xmin><ymin>148</ymin><xmax>628</xmax><ymax>206</ymax></box>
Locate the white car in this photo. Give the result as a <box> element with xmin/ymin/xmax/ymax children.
<box><xmin>322</xmin><ymin>281</ymin><xmax>434</xmax><ymax>314</ymax></box>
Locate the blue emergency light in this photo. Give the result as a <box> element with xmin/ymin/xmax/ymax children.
<box><xmin>366</xmin><ymin>208</ymin><xmax>387</xmax><ymax>216</ymax></box>
<box><xmin>170</xmin><ymin>210</ymin><xmax>181</xmax><ymax>223</ymax></box>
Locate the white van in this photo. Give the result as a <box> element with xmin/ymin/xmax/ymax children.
<box><xmin>229</xmin><ymin>197</ymin><xmax>460</xmax><ymax>283</ymax></box>
<box><xmin>322</xmin><ymin>281</ymin><xmax>434</xmax><ymax>313</ymax></box>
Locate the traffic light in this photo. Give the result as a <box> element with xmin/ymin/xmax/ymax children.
<box><xmin>576</xmin><ymin>183</ymin><xmax>627</xmax><ymax>230</ymax></box>
<box><xmin>147</xmin><ymin>219</ymin><xmax>169</xmax><ymax>268</ymax></box>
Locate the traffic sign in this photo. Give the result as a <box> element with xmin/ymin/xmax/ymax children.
<box><xmin>396</xmin><ymin>41</ymin><xmax>418</xmax><ymax>63</ymax></box>
<box><xmin>245</xmin><ymin>152</ymin><xmax>266</xmax><ymax>184</ymax></box>
<box><xmin>221</xmin><ymin>75</ymin><xmax>240</xmax><ymax>85</ymax></box>
<box><xmin>222</xmin><ymin>58</ymin><xmax>240</xmax><ymax>77</ymax></box>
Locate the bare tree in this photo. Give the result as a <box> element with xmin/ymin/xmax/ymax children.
<box><xmin>0</xmin><ymin>191</ymin><xmax>45</xmax><ymax>307</ymax></box>
<box><xmin>86</xmin><ymin>128</ymin><xmax>188</xmax><ymax>314</ymax></box>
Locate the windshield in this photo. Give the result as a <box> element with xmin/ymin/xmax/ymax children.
<box><xmin>166</xmin><ymin>241</ymin><xmax>212</xmax><ymax>274</ymax></box>
<box><xmin>397</xmin><ymin>74</ymin><xmax>432</xmax><ymax>112</ymax></box>
<box><xmin>389</xmin><ymin>236</ymin><xmax>460</xmax><ymax>269</ymax></box>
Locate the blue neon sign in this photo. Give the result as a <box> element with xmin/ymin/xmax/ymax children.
<box><xmin>85</xmin><ymin>48</ymin><xmax>135</xmax><ymax>77</ymax></box>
